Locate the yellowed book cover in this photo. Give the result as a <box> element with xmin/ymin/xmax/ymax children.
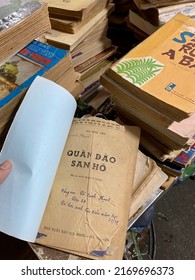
<box><xmin>107</xmin><ymin>14</ymin><xmax>195</xmax><ymax>121</ymax></box>
<box><xmin>49</xmin><ymin>0</ymin><xmax>110</xmax><ymax>34</ymax></box>
<box><xmin>39</xmin><ymin>0</ymin><xmax>102</xmax><ymax>19</ymax></box>
<box><xmin>0</xmin><ymin>76</ymin><xmax>140</xmax><ymax>260</ymax></box>
<box><xmin>37</xmin><ymin>117</ymin><xmax>140</xmax><ymax>260</ymax></box>
<box><xmin>129</xmin><ymin>151</ymin><xmax>168</xmax><ymax>219</ymax></box>
<box><xmin>45</xmin><ymin>4</ymin><xmax>114</xmax><ymax>51</ymax></box>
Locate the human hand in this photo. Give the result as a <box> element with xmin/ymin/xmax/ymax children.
<box><xmin>0</xmin><ymin>160</ymin><xmax>12</xmax><ymax>184</ymax></box>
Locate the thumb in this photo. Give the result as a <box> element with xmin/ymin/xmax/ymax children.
<box><xmin>0</xmin><ymin>160</ymin><xmax>12</xmax><ymax>184</ymax></box>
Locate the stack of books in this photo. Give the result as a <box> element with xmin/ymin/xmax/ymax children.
<box><xmin>0</xmin><ymin>1</ymin><xmax>51</xmax><ymax>64</ymax></box>
<box><xmin>0</xmin><ymin>1</ymin><xmax>172</xmax><ymax>261</ymax></box>
<box><xmin>0</xmin><ymin>1</ymin><xmax>49</xmax><ymax>144</ymax></box>
<box><xmin>101</xmin><ymin>13</ymin><xmax>195</xmax><ymax>178</ymax></box>
<box><xmin>0</xmin><ymin>1</ymin><xmax>83</xmax><ymax>146</ymax></box>
<box><xmin>126</xmin><ymin>0</ymin><xmax>195</xmax><ymax>40</ymax></box>
<box><xmin>0</xmin><ymin>75</ymin><xmax>168</xmax><ymax>259</ymax></box>
<box><xmin>39</xmin><ymin>0</ymin><xmax>117</xmax><ymax>100</ymax></box>
<box><xmin>0</xmin><ymin>40</ymin><xmax>85</xmax><ymax>146</ymax></box>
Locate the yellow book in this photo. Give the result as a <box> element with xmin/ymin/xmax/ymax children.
<box><xmin>45</xmin><ymin>4</ymin><xmax>114</xmax><ymax>51</ymax></box>
<box><xmin>0</xmin><ymin>76</ymin><xmax>141</xmax><ymax>260</ymax></box>
<box><xmin>106</xmin><ymin>14</ymin><xmax>195</xmax><ymax>121</ymax></box>
<box><xmin>39</xmin><ymin>0</ymin><xmax>103</xmax><ymax>20</ymax></box>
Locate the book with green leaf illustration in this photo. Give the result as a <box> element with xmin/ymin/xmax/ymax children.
<box><xmin>106</xmin><ymin>14</ymin><xmax>195</xmax><ymax>122</ymax></box>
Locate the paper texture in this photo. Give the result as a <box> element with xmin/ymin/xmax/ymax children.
<box><xmin>37</xmin><ymin>118</ymin><xmax>140</xmax><ymax>259</ymax></box>
<box><xmin>129</xmin><ymin>151</ymin><xmax>168</xmax><ymax>219</ymax></box>
<box><xmin>0</xmin><ymin>76</ymin><xmax>76</xmax><ymax>242</ymax></box>
<box><xmin>45</xmin><ymin>5</ymin><xmax>114</xmax><ymax>51</ymax></box>
<box><xmin>40</xmin><ymin>0</ymin><xmax>98</xmax><ymax>13</ymax></box>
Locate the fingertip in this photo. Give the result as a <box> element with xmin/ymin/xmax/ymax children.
<box><xmin>0</xmin><ymin>160</ymin><xmax>12</xmax><ymax>170</ymax></box>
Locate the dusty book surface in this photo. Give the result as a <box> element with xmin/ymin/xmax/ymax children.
<box><xmin>37</xmin><ymin>117</ymin><xmax>140</xmax><ymax>260</ymax></box>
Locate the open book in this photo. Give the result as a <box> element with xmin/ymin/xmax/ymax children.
<box><xmin>0</xmin><ymin>76</ymin><xmax>141</xmax><ymax>260</ymax></box>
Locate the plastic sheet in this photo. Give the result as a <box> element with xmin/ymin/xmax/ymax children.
<box><xmin>0</xmin><ymin>1</ymin><xmax>41</xmax><ymax>31</ymax></box>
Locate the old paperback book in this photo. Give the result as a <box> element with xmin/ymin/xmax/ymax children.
<box><xmin>133</xmin><ymin>0</ymin><xmax>195</xmax><ymax>26</ymax></box>
<box><xmin>30</xmin><ymin>148</ymin><xmax>168</xmax><ymax>260</ymax></box>
<box><xmin>0</xmin><ymin>1</ymin><xmax>51</xmax><ymax>64</ymax></box>
<box><xmin>75</xmin><ymin>46</ymin><xmax>117</xmax><ymax>73</ymax></box>
<box><xmin>100</xmin><ymin>74</ymin><xmax>195</xmax><ymax>149</ymax></box>
<box><xmin>114</xmin><ymin>95</ymin><xmax>192</xmax><ymax>150</ymax></box>
<box><xmin>129</xmin><ymin>151</ymin><xmax>168</xmax><ymax>219</ymax></box>
<box><xmin>45</xmin><ymin>4</ymin><xmax>114</xmax><ymax>51</ymax></box>
<box><xmin>49</xmin><ymin>0</ymin><xmax>110</xmax><ymax>34</ymax></box>
<box><xmin>106</xmin><ymin>14</ymin><xmax>195</xmax><ymax>122</ymax></box>
<box><xmin>134</xmin><ymin>0</ymin><xmax>194</xmax><ymax>10</ymax></box>
<box><xmin>72</xmin><ymin>40</ymin><xmax>112</xmax><ymax>68</ymax></box>
<box><xmin>71</xmin><ymin>18</ymin><xmax>111</xmax><ymax>67</ymax></box>
<box><xmin>39</xmin><ymin>0</ymin><xmax>103</xmax><ymax>20</ymax></box>
<box><xmin>37</xmin><ymin>118</ymin><xmax>140</xmax><ymax>260</ymax></box>
<box><xmin>171</xmin><ymin>143</ymin><xmax>195</xmax><ymax>168</ymax></box>
<box><xmin>127</xmin><ymin>9</ymin><xmax>158</xmax><ymax>36</ymax></box>
<box><xmin>79</xmin><ymin>57</ymin><xmax>116</xmax><ymax>99</ymax></box>
<box><xmin>0</xmin><ymin>40</ymin><xmax>74</xmax><ymax>142</ymax></box>
<box><xmin>138</xmin><ymin>130</ymin><xmax>184</xmax><ymax>162</ymax></box>
<box><xmin>0</xmin><ymin>76</ymin><xmax>140</xmax><ymax>260</ymax></box>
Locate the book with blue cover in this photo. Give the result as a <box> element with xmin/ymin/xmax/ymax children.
<box><xmin>0</xmin><ymin>40</ymin><xmax>72</xmax><ymax>143</ymax></box>
<box><xmin>0</xmin><ymin>40</ymin><xmax>70</xmax><ymax>108</ymax></box>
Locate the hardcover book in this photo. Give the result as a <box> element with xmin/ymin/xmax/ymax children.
<box><xmin>0</xmin><ymin>76</ymin><xmax>141</xmax><ymax>260</ymax></box>
<box><xmin>106</xmin><ymin>14</ymin><xmax>195</xmax><ymax>122</ymax></box>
